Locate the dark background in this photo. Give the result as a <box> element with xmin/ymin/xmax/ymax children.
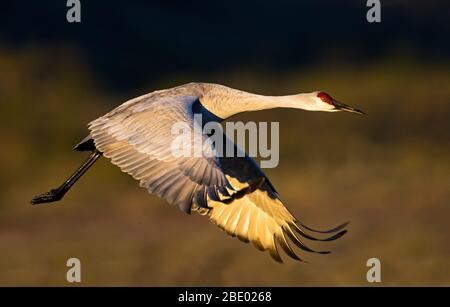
<box><xmin>1</xmin><ymin>0</ymin><xmax>448</xmax><ymax>92</ymax></box>
<box><xmin>0</xmin><ymin>1</ymin><xmax>449</xmax><ymax>286</ymax></box>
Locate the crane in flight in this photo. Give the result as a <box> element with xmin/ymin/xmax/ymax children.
<box><xmin>31</xmin><ymin>82</ymin><xmax>364</xmax><ymax>262</ymax></box>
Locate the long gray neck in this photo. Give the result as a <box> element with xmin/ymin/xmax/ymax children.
<box><xmin>200</xmin><ymin>84</ymin><xmax>315</xmax><ymax>119</ymax></box>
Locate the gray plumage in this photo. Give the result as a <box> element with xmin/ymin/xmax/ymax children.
<box><xmin>86</xmin><ymin>83</ymin><xmax>348</xmax><ymax>262</ymax></box>
<box><xmin>33</xmin><ymin>82</ymin><xmax>359</xmax><ymax>262</ymax></box>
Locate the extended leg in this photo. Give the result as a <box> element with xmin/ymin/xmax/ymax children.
<box><xmin>31</xmin><ymin>150</ymin><xmax>102</xmax><ymax>205</ymax></box>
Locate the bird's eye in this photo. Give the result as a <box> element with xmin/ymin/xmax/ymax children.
<box><xmin>317</xmin><ymin>92</ymin><xmax>334</xmax><ymax>105</ymax></box>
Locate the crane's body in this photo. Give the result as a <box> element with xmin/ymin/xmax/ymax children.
<box><xmin>31</xmin><ymin>82</ymin><xmax>363</xmax><ymax>262</ymax></box>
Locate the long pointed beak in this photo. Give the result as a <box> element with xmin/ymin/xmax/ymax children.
<box><xmin>333</xmin><ymin>100</ymin><xmax>365</xmax><ymax>115</ymax></box>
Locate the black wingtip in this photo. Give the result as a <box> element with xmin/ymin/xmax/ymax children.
<box><xmin>323</xmin><ymin>230</ymin><xmax>348</xmax><ymax>241</ymax></box>
<box><xmin>317</xmin><ymin>250</ymin><xmax>331</xmax><ymax>255</ymax></box>
<box><xmin>297</xmin><ymin>220</ymin><xmax>350</xmax><ymax>234</ymax></box>
<box><xmin>292</xmin><ymin>221</ymin><xmax>349</xmax><ymax>242</ymax></box>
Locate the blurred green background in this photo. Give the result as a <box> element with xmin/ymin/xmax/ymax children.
<box><xmin>0</xmin><ymin>1</ymin><xmax>449</xmax><ymax>286</ymax></box>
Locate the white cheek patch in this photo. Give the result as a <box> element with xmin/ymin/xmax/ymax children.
<box><xmin>315</xmin><ymin>98</ymin><xmax>336</xmax><ymax>112</ymax></box>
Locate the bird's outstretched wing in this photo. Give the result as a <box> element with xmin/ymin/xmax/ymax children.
<box><xmin>88</xmin><ymin>89</ymin><xmax>233</xmax><ymax>213</ymax></box>
<box><xmin>193</xmin><ymin>150</ymin><xmax>348</xmax><ymax>262</ymax></box>
<box><xmin>89</xmin><ymin>85</ymin><xmax>347</xmax><ymax>262</ymax></box>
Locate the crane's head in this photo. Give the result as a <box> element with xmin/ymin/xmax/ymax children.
<box><xmin>312</xmin><ymin>91</ymin><xmax>364</xmax><ymax>115</ymax></box>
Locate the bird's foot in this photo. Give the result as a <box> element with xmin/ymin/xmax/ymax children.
<box><xmin>30</xmin><ymin>188</ymin><xmax>63</xmax><ymax>205</ymax></box>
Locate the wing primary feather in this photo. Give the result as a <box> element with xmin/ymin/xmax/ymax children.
<box><xmin>276</xmin><ymin>232</ymin><xmax>304</xmax><ymax>262</ymax></box>
<box><xmin>207</xmin><ymin>186</ymin><xmax>221</xmax><ymax>201</ymax></box>
<box><xmin>269</xmin><ymin>235</ymin><xmax>283</xmax><ymax>263</ymax></box>
<box><xmin>296</xmin><ymin>220</ymin><xmax>350</xmax><ymax>234</ymax></box>
<box><xmin>217</xmin><ymin>185</ymin><xmax>231</xmax><ymax>197</ymax></box>
<box><xmin>283</xmin><ymin>226</ymin><xmax>331</xmax><ymax>254</ymax></box>
<box><xmin>221</xmin><ymin>177</ymin><xmax>264</xmax><ymax>204</ymax></box>
<box><xmin>250</xmin><ymin>209</ymin><xmax>265</xmax><ymax>252</ymax></box>
<box><xmin>293</xmin><ymin>223</ymin><xmax>348</xmax><ymax>242</ymax></box>
<box><xmin>194</xmin><ymin>186</ymin><xmax>209</xmax><ymax>209</ymax></box>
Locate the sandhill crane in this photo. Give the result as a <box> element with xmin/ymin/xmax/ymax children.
<box><xmin>31</xmin><ymin>82</ymin><xmax>363</xmax><ymax>262</ymax></box>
